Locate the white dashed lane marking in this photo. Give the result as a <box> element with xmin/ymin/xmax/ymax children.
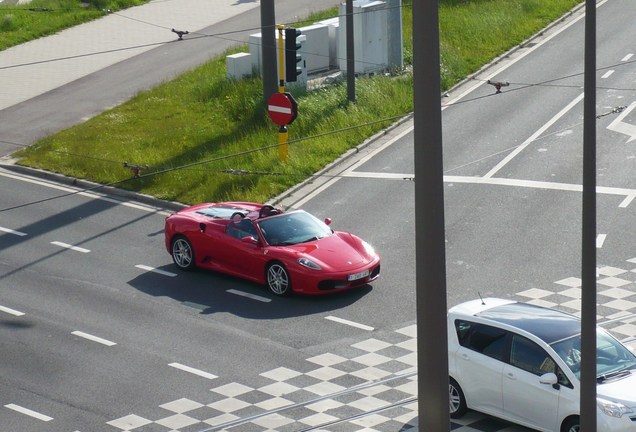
<box><xmin>0</xmin><ymin>305</ymin><xmax>25</xmax><ymax>316</ymax></box>
<box><xmin>325</xmin><ymin>315</ymin><xmax>374</xmax><ymax>331</ymax></box>
<box><xmin>227</xmin><ymin>289</ymin><xmax>271</xmax><ymax>303</ymax></box>
<box><xmin>4</xmin><ymin>404</ymin><xmax>53</xmax><ymax>422</ymax></box>
<box><xmin>168</xmin><ymin>363</ymin><xmax>218</xmax><ymax>380</ymax></box>
<box><xmin>71</xmin><ymin>331</ymin><xmax>116</xmax><ymax>346</ymax></box>
<box><xmin>51</xmin><ymin>241</ymin><xmax>90</xmax><ymax>253</ymax></box>
<box><xmin>135</xmin><ymin>264</ymin><xmax>177</xmax><ymax>277</ymax></box>
<box><xmin>0</xmin><ymin>226</ymin><xmax>27</xmax><ymax>236</ymax></box>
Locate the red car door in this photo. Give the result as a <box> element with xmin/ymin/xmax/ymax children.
<box><xmin>221</xmin><ymin>219</ymin><xmax>266</xmax><ymax>282</ymax></box>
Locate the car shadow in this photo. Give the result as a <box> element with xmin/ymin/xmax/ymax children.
<box><xmin>127</xmin><ymin>264</ymin><xmax>373</xmax><ymax>319</ymax></box>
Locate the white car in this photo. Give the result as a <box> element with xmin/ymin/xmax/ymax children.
<box><xmin>448</xmin><ymin>298</ymin><xmax>636</xmax><ymax>432</ymax></box>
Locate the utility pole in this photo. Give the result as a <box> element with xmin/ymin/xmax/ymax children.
<box><xmin>580</xmin><ymin>0</ymin><xmax>597</xmax><ymax>429</ymax></box>
<box><xmin>260</xmin><ymin>0</ymin><xmax>277</xmax><ymax>102</ymax></box>
<box><xmin>346</xmin><ymin>0</ymin><xmax>355</xmax><ymax>103</ymax></box>
<box><xmin>413</xmin><ymin>0</ymin><xmax>448</xmax><ymax>431</ymax></box>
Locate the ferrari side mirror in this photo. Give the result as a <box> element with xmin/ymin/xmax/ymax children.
<box><xmin>324</xmin><ymin>217</ymin><xmax>332</xmax><ymax>225</ymax></box>
<box><xmin>241</xmin><ymin>236</ymin><xmax>258</xmax><ymax>245</ymax></box>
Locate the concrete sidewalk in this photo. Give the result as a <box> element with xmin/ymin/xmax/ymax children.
<box><xmin>0</xmin><ymin>0</ymin><xmax>260</xmax><ymax>110</ymax></box>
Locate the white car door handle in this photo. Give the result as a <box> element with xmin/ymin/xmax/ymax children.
<box><xmin>506</xmin><ymin>372</ymin><xmax>516</xmax><ymax>380</ymax></box>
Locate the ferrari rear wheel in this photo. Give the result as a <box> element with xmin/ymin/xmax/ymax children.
<box><xmin>171</xmin><ymin>236</ymin><xmax>195</xmax><ymax>270</ymax></box>
<box><xmin>266</xmin><ymin>262</ymin><xmax>291</xmax><ymax>296</ymax></box>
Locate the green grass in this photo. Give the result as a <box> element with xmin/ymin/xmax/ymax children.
<box><xmin>13</xmin><ymin>0</ymin><xmax>582</xmax><ymax>205</ymax></box>
<box><xmin>0</xmin><ymin>0</ymin><xmax>149</xmax><ymax>51</ymax></box>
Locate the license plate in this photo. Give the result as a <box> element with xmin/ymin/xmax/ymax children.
<box><xmin>348</xmin><ymin>269</ymin><xmax>369</xmax><ymax>281</ymax></box>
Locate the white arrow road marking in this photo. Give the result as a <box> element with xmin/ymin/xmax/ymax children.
<box><xmin>607</xmin><ymin>102</ymin><xmax>636</xmax><ymax>143</ymax></box>
<box><xmin>168</xmin><ymin>363</ymin><xmax>217</xmax><ymax>380</ymax></box>
<box><xmin>51</xmin><ymin>241</ymin><xmax>90</xmax><ymax>253</ymax></box>
<box><xmin>4</xmin><ymin>404</ymin><xmax>53</xmax><ymax>421</ymax></box>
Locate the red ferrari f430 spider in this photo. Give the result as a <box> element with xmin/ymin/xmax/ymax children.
<box><xmin>164</xmin><ymin>202</ymin><xmax>381</xmax><ymax>295</ymax></box>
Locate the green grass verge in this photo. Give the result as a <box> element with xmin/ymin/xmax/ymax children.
<box><xmin>13</xmin><ymin>0</ymin><xmax>582</xmax><ymax>205</ymax></box>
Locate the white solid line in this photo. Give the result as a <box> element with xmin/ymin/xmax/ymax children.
<box><xmin>0</xmin><ymin>305</ymin><xmax>25</xmax><ymax>316</ymax></box>
<box><xmin>135</xmin><ymin>264</ymin><xmax>177</xmax><ymax>277</ymax></box>
<box><xmin>484</xmin><ymin>92</ymin><xmax>585</xmax><ymax>178</ymax></box>
<box><xmin>227</xmin><ymin>289</ymin><xmax>271</xmax><ymax>302</ymax></box>
<box><xmin>4</xmin><ymin>404</ymin><xmax>53</xmax><ymax>422</ymax></box>
<box><xmin>622</xmin><ymin>53</ymin><xmax>634</xmax><ymax>62</ymax></box>
<box><xmin>343</xmin><ymin>171</ymin><xmax>413</xmax><ymax>180</ymax></box>
<box><xmin>0</xmin><ymin>171</ymin><xmax>171</xmax><ymax>215</ymax></box>
<box><xmin>333</xmin><ymin>172</ymin><xmax>636</xmax><ymax>208</ymax></box>
<box><xmin>597</xmin><ymin>234</ymin><xmax>607</xmax><ymax>248</ymax></box>
<box><xmin>71</xmin><ymin>331</ymin><xmax>117</xmax><ymax>346</ymax></box>
<box><xmin>51</xmin><ymin>241</ymin><xmax>90</xmax><ymax>253</ymax></box>
<box><xmin>444</xmin><ymin>175</ymin><xmax>636</xmax><ymax>204</ymax></box>
<box><xmin>601</xmin><ymin>70</ymin><xmax>614</xmax><ymax>79</ymax></box>
<box><xmin>325</xmin><ymin>316</ymin><xmax>374</xmax><ymax>331</ymax></box>
<box><xmin>168</xmin><ymin>362</ymin><xmax>218</xmax><ymax>380</ymax></box>
<box><xmin>0</xmin><ymin>226</ymin><xmax>27</xmax><ymax>236</ymax></box>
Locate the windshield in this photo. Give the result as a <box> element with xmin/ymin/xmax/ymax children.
<box><xmin>550</xmin><ymin>329</ymin><xmax>636</xmax><ymax>379</ymax></box>
<box><xmin>257</xmin><ymin>211</ymin><xmax>332</xmax><ymax>246</ymax></box>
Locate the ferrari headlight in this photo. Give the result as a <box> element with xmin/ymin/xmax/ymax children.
<box><xmin>362</xmin><ymin>240</ymin><xmax>375</xmax><ymax>255</ymax></box>
<box><xmin>597</xmin><ymin>398</ymin><xmax>633</xmax><ymax>418</ymax></box>
<box><xmin>298</xmin><ymin>258</ymin><xmax>321</xmax><ymax>270</ymax></box>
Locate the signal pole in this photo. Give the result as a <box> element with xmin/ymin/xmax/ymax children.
<box><xmin>276</xmin><ymin>25</ymin><xmax>288</xmax><ymax>161</ymax></box>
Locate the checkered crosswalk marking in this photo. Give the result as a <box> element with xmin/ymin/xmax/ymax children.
<box><xmin>107</xmin><ymin>258</ymin><xmax>636</xmax><ymax>431</ymax></box>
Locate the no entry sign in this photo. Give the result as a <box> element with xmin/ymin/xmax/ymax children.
<box><xmin>267</xmin><ymin>92</ymin><xmax>298</xmax><ymax>126</ymax></box>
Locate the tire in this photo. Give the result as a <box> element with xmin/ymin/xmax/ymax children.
<box><xmin>561</xmin><ymin>416</ymin><xmax>580</xmax><ymax>432</ymax></box>
<box><xmin>266</xmin><ymin>262</ymin><xmax>291</xmax><ymax>296</ymax></box>
<box><xmin>449</xmin><ymin>378</ymin><xmax>467</xmax><ymax>419</ymax></box>
<box><xmin>171</xmin><ymin>236</ymin><xmax>195</xmax><ymax>270</ymax></box>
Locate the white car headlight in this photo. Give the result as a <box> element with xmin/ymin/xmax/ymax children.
<box><xmin>597</xmin><ymin>397</ymin><xmax>633</xmax><ymax>418</ymax></box>
<box><xmin>298</xmin><ymin>258</ymin><xmax>321</xmax><ymax>270</ymax></box>
<box><xmin>362</xmin><ymin>240</ymin><xmax>375</xmax><ymax>255</ymax></box>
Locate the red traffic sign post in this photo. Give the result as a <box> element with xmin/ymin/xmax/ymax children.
<box><xmin>267</xmin><ymin>92</ymin><xmax>298</xmax><ymax>126</ymax></box>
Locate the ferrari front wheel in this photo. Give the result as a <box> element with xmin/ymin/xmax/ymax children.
<box><xmin>266</xmin><ymin>262</ymin><xmax>291</xmax><ymax>296</ymax></box>
<box><xmin>171</xmin><ymin>236</ymin><xmax>195</xmax><ymax>270</ymax></box>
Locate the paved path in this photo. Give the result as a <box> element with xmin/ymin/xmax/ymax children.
<box><xmin>0</xmin><ymin>0</ymin><xmax>261</xmax><ymax>110</ymax></box>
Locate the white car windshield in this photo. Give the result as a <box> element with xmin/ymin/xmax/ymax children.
<box><xmin>550</xmin><ymin>329</ymin><xmax>636</xmax><ymax>380</ymax></box>
<box><xmin>257</xmin><ymin>211</ymin><xmax>332</xmax><ymax>246</ymax></box>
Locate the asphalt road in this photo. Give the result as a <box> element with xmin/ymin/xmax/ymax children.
<box><xmin>2</xmin><ymin>0</ymin><xmax>636</xmax><ymax>431</ymax></box>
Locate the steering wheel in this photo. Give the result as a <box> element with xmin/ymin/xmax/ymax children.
<box><xmin>259</xmin><ymin>205</ymin><xmax>280</xmax><ymax>219</ymax></box>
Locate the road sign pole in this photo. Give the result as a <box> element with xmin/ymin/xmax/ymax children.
<box><xmin>278</xmin><ymin>125</ymin><xmax>288</xmax><ymax>162</ymax></box>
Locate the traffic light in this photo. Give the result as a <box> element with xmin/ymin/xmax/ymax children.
<box><xmin>284</xmin><ymin>27</ymin><xmax>302</xmax><ymax>83</ymax></box>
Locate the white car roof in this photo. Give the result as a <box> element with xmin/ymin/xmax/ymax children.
<box><xmin>448</xmin><ymin>298</ymin><xmax>516</xmax><ymax>317</ymax></box>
